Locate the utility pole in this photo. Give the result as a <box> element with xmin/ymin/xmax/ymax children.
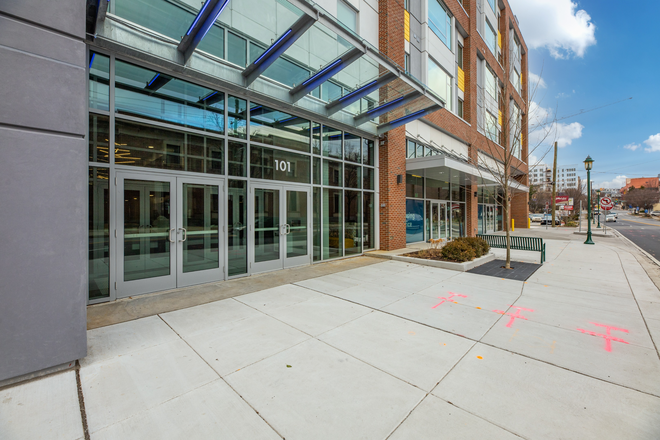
<box><xmin>551</xmin><ymin>141</ymin><xmax>558</xmax><ymax>227</ymax></box>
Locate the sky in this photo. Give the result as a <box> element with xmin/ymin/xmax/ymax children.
<box><xmin>508</xmin><ymin>0</ymin><xmax>660</xmax><ymax>188</ymax></box>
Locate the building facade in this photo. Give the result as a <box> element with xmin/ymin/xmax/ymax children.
<box><xmin>529</xmin><ymin>163</ymin><xmax>581</xmax><ymax>192</ymax></box>
<box><xmin>0</xmin><ymin>0</ymin><xmax>528</xmax><ymax>384</ymax></box>
<box><xmin>621</xmin><ymin>176</ymin><xmax>660</xmax><ymax>194</ymax></box>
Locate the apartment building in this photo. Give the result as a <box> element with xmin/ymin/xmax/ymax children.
<box><xmin>530</xmin><ymin>164</ymin><xmax>581</xmax><ymax>192</ymax></box>
<box><xmin>0</xmin><ymin>0</ymin><xmax>529</xmax><ymax>384</ymax></box>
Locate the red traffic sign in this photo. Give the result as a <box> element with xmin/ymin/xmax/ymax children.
<box><xmin>600</xmin><ymin>197</ymin><xmax>614</xmax><ymax>211</ymax></box>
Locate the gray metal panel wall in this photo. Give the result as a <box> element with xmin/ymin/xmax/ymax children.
<box><xmin>0</xmin><ymin>3</ymin><xmax>88</xmax><ymax>382</ymax></box>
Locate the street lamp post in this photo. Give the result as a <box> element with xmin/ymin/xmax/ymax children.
<box><xmin>584</xmin><ymin>156</ymin><xmax>594</xmax><ymax>245</ymax></box>
<box><xmin>596</xmin><ymin>189</ymin><xmax>601</xmax><ymax>228</ymax></box>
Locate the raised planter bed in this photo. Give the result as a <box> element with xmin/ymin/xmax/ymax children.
<box><xmin>368</xmin><ymin>251</ymin><xmax>495</xmax><ymax>272</ymax></box>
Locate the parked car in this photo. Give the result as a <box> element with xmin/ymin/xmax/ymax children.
<box><xmin>529</xmin><ymin>213</ymin><xmax>544</xmax><ymax>222</ymax></box>
<box><xmin>651</xmin><ymin>211</ymin><xmax>660</xmax><ymax>217</ymax></box>
<box><xmin>540</xmin><ymin>214</ymin><xmax>561</xmax><ymax>225</ymax></box>
<box><xmin>606</xmin><ymin>213</ymin><xmax>617</xmax><ymax>222</ymax></box>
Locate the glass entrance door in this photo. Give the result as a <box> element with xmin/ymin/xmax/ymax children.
<box><xmin>429</xmin><ymin>202</ymin><xmax>448</xmax><ymax>240</ymax></box>
<box><xmin>251</xmin><ymin>184</ymin><xmax>311</xmax><ymax>273</ymax></box>
<box><xmin>486</xmin><ymin>205</ymin><xmax>495</xmax><ymax>233</ymax></box>
<box><xmin>116</xmin><ymin>171</ymin><xmax>224</xmax><ymax>298</ymax></box>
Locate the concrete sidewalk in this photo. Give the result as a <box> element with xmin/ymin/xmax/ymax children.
<box><xmin>3</xmin><ymin>231</ymin><xmax>660</xmax><ymax>439</ymax></box>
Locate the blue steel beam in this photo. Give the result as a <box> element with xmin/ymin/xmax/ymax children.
<box><xmin>289</xmin><ymin>47</ymin><xmax>364</xmax><ymax>103</ymax></box>
<box><xmin>376</xmin><ymin>104</ymin><xmax>444</xmax><ymax>135</ymax></box>
<box><xmin>353</xmin><ymin>90</ymin><xmax>423</xmax><ymax>126</ymax></box>
<box><xmin>242</xmin><ymin>15</ymin><xmax>316</xmax><ymax>87</ymax></box>
<box><xmin>325</xmin><ymin>72</ymin><xmax>397</xmax><ymax>116</ymax></box>
<box><xmin>145</xmin><ymin>73</ymin><xmax>173</xmax><ymax>92</ymax></box>
<box><xmin>177</xmin><ymin>0</ymin><xmax>230</xmax><ymax>64</ymax></box>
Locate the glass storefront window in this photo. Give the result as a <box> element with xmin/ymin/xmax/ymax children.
<box><xmin>322</xmin><ymin>81</ymin><xmax>342</xmax><ymax>103</ymax></box>
<box><xmin>89</xmin><ymin>167</ymin><xmax>110</xmax><ymax>300</ymax></box>
<box><xmin>406</xmin><ymin>174</ymin><xmax>424</xmax><ymax>198</ymax></box>
<box><xmin>89</xmin><ymin>52</ymin><xmax>109</xmax><ymax>111</ymax></box>
<box><xmin>228</xmin><ymin>180</ymin><xmax>247</xmax><ymax>276</ymax></box>
<box><xmin>363</xmin><ymin>139</ymin><xmax>374</xmax><ymax>166</ymax></box>
<box><xmin>313</xmin><ymin>157</ymin><xmax>321</xmax><ymax>185</ymax></box>
<box><xmin>250</xmin><ymin>146</ymin><xmax>311</xmax><ymax>184</ymax></box>
<box><xmin>344</xmin><ymin>164</ymin><xmax>361</xmax><ymax>189</ymax></box>
<box><xmin>426</xmin><ymin>178</ymin><xmax>450</xmax><ymax>200</ymax></box>
<box><xmin>363</xmin><ymin>192</ymin><xmax>375</xmax><ymax>250</ymax></box>
<box><xmin>114</xmin><ymin>0</ymin><xmax>192</xmax><ymax>43</ymax></box>
<box><xmin>115</xmin><ymin>60</ymin><xmax>225</xmax><ymax>134</ymax></box>
<box><xmin>114</xmin><ymin>119</ymin><xmax>225</xmax><ymax>174</ymax></box>
<box><xmin>228</xmin><ymin>140</ymin><xmax>247</xmax><ymax>177</ymax></box>
<box><xmin>323</xmin><ymin>188</ymin><xmax>343</xmax><ymax>259</ymax></box>
<box><xmin>250</xmin><ymin>104</ymin><xmax>310</xmax><ymax>153</ymax></box>
<box><xmin>451</xmin><ymin>183</ymin><xmax>466</xmax><ymax>202</ymax></box>
<box><xmin>313</xmin><ymin>187</ymin><xmax>321</xmax><ymax>262</ymax></box>
<box><xmin>312</xmin><ymin>123</ymin><xmax>321</xmax><ymax>155</ymax></box>
<box><xmin>451</xmin><ymin>203</ymin><xmax>466</xmax><ymax>238</ymax></box>
<box><xmin>228</xmin><ymin>96</ymin><xmax>247</xmax><ymax>139</ymax></box>
<box><xmin>227</xmin><ymin>32</ymin><xmax>247</xmax><ymax>68</ymax></box>
<box><xmin>416</xmin><ymin>143</ymin><xmax>424</xmax><ymax>158</ymax></box>
<box><xmin>344</xmin><ymin>133</ymin><xmax>361</xmax><ymax>163</ymax></box>
<box><xmin>197</xmin><ymin>23</ymin><xmax>225</xmax><ymax>60</ymax></box>
<box><xmin>406</xmin><ymin>199</ymin><xmax>424</xmax><ymax>243</ymax></box>
<box><xmin>323</xmin><ymin>160</ymin><xmax>342</xmax><ymax>187</ymax></box>
<box><xmin>89</xmin><ymin>114</ymin><xmax>110</xmax><ymax>163</ymax></box>
<box><xmin>249</xmin><ymin>43</ymin><xmax>310</xmax><ymax>88</ymax></box>
<box><xmin>363</xmin><ymin>167</ymin><xmax>374</xmax><ymax>190</ymax></box>
<box><xmin>322</xmin><ymin>126</ymin><xmax>342</xmax><ymax>159</ymax></box>
<box><xmin>345</xmin><ymin>191</ymin><xmax>361</xmax><ymax>255</ymax></box>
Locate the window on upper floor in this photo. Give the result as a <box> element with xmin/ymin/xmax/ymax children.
<box><xmin>485</xmin><ymin>19</ymin><xmax>497</xmax><ymax>57</ymax></box>
<box><xmin>484</xmin><ymin>65</ymin><xmax>497</xmax><ymax>101</ymax></box>
<box><xmin>487</xmin><ymin>0</ymin><xmax>496</xmax><ymax>13</ymax></box>
<box><xmin>428</xmin><ymin>0</ymin><xmax>452</xmax><ymax>49</ymax></box>
<box><xmin>457</xmin><ymin>44</ymin><xmax>464</xmax><ymax>70</ymax></box>
<box><xmin>428</xmin><ymin>57</ymin><xmax>453</xmax><ymax>112</ymax></box>
<box><xmin>511</xmin><ymin>32</ymin><xmax>522</xmax><ymax>65</ymax></box>
<box><xmin>457</xmin><ymin>98</ymin><xmax>464</xmax><ymax>119</ymax></box>
<box><xmin>512</xmin><ymin>68</ymin><xmax>521</xmax><ymax>95</ymax></box>
<box><xmin>337</xmin><ymin>1</ymin><xmax>357</xmax><ymax>33</ymax></box>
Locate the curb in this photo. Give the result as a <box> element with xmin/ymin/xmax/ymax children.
<box><xmin>611</xmin><ymin>229</ymin><xmax>660</xmax><ymax>267</ymax></box>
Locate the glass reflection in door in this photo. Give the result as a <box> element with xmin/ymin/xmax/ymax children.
<box><xmin>431</xmin><ymin>203</ymin><xmax>440</xmax><ymax>239</ymax></box>
<box><xmin>181</xmin><ymin>183</ymin><xmax>219</xmax><ymax>273</ymax></box>
<box><xmin>124</xmin><ymin>180</ymin><xmax>171</xmax><ymax>281</ymax></box>
<box><xmin>254</xmin><ymin>188</ymin><xmax>280</xmax><ymax>262</ymax></box>
<box><xmin>438</xmin><ymin>203</ymin><xmax>448</xmax><ymax>239</ymax></box>
<box><xmin>286</xmin><ymin>190</ymin><xmax>308</xmax><ymax>258</ymax></box>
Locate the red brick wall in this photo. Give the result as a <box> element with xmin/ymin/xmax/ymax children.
<box><xmin>378</xmin><ymin>128</ymin><xmax>407</xmax><ymax>250</ymax></box>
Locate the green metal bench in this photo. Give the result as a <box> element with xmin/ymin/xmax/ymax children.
<box><xmin>477</xmin><ymin>234</ymin><xmax>546</xmax><ymax>263</ymax></box>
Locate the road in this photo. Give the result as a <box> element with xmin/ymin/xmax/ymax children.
<box><xmin>606</xmin><ymin>210</ymin><xmax>660</xmax><ymax>259</ymax></box>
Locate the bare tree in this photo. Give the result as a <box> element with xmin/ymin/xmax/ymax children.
<box><xmin>623</xmin><ymin>185</ymin><xmax>660</xmax><ymax>212</ymax></box>
<box><xmin>467</xmin><ymin>59</ymin><xmax>557</xmax><ymax>268</ymax></box>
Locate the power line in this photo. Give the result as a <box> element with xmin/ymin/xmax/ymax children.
<box><xmin>529</xmin><ymin>97</ymin><xmax>633</xmax><ymax>129</ymax></box>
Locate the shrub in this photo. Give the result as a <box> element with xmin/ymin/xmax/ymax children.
<box><xmin>565</xmin><ymin>221</ymin><xmax>578</xmax><ymax>227</ymax></box>
<box><xmin>441</xmin><ymin>239</ymin><xmax>477</xmax><ymax>262</ymax></box>
<box><xmin>459</xmin><ymin>237</ymin><xmax>490</xmax><ymax>257</ymax></box>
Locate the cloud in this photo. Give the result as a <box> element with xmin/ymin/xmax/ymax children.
<box><xmin>528</xmin><ymin>72</ymin><xmax>547</xmax><ymax>91</ymax></box>
<box><xmin>555</xmin><ymin>122</ymin><xmax>584</xmax><ymax>148</ymax></box>
<box><xmin>509</xmin><ymin>0</ymin><xmax>597</xmax><ymax>59</ymax></box>
<box><xmin>643</xmin><ymin>134</ymin><xmax>660</xmax><ymax>152</ymax></box>
<box><xmin>623</xmin><ymin>143</ymin><xmax>640</xmax><ymax>151</ymax></box>
<box><xmin>598</xmin><ymin>175</ymin><xmax>628</xmax><ymax>189</ymax></box>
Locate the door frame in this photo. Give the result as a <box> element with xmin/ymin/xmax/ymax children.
<box><xmin>249</xmin><ymin>182</ymin><xmax>312</xmax><ymax>274</ymax></box>
<box><xmin>115</xmin><ymin>170</ymin><xmax>178</xmax><ymax>298</ymax></box>
<box><xmin>176</xmin><ymin>175</ymin><xmax>226</xmax><ymax>288</ymax></box>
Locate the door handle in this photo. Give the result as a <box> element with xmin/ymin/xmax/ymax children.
<box><xmin>286</xmin><ymin>224</ymin><xmax>291</xmax><ymax>235</ymax></box>
<box><xmin>179</xmin><ymin>228</ymin><xmax>187</xmax><ymax>242</ymax></box>
<box><xmin>168</xmin><ymin>228</ymin><xmax>175</xmax><ymax>243</ymax></box>
<box><xmin>280</xmin><ymin>224</ymin><xmax>287</xmax><ymax>236</ymax></box>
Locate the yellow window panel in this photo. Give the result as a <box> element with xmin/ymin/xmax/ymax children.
<box><xmin>498</xmin><ymin>31</ymin><xmax>502</xmax><ymax>48</ymax></box>
<box><xmin>404</xmin><ymin>11</ymin><xmax>410</xmax><ymax>42</ymax></box>
<box><xmin>457</xmin><ymin>67</ymin><xmax>465</xmax><ymax>92</ymax></box>
<box><xmin>498</xmin><ymin>110</ymin><xmax>502</xmax><ymax>126</ymax></box>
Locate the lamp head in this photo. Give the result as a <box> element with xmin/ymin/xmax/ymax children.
<box><xmin>584</xmin><ymin>155</ymin><xmax>594</xmax><ymax>171</ymax></box>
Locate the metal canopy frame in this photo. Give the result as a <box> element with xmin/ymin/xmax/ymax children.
<box><xmin>353</xmin><ymin>91</ymin><xmax>422</xmax><ymax>127</ymax></box>
<box><xmin>93</xmin><ymin>0</ymin><xmax>448</xmax><ymax>134</ymax></box>
<box><xmin>86</xmin><ymin>0</ymin><xmax>109</xmax><ymax>38</ymax></box>
<box><xmin>325</xmin><ymin>72</ymin><xmax>397</xmax><ymax>116</ymax></box>
<box><xmin>177</xmin><ymin>0</ymin><xmax>231</xmax><ymax>63</ymax></box>
<box><xmin>242</xmin><ymin>14</ymin><xmax>316</xmax><ymax>87</ymax></box>
<box><xmin>289</xmin><ymin>47</ymin><xmax>364</xmax><ymax>103</ymax></box>
<box><xmin>145</xmin><ymin>73</ymin><xmax>173</xmax><ymax>92</ymax></box>
<box><xmin>376</xmin><ymin>104</ymin><xmax>443</xmax><ymax>135</ymax></box>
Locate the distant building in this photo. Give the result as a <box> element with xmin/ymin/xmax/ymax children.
<box><xmin>529</xmin><ymin>164</ymin><xmax>581</xmax><ymax>192</ymax></box>
<box><xmin>621</xmin><ymin>176</ymin><xmax>660</xmax><ymax>194</ymax></box>
<box><xmin>599</xmin><ymin>188</ymin><xmax>622</xmax><ymax>202</ymax></box>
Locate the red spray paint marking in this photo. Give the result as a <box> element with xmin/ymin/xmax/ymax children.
<box><xmin>577</xmin><ymin>322</ymin><xmax>630</xmax><ymax>352</ymax></box>
<box><xmin>432</xmin><ymin>292</ymin><xmax>467</xmax><ymax>309</ymax></box>
<box><xmin>492</xmin><ymin>306</ymin><xmax>534</xmax><ymax>327</ymax></box>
